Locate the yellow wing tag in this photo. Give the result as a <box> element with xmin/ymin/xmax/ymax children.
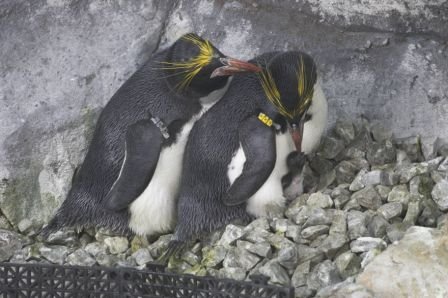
<box><xmin>258</xmin><ymin>113</ymin><xmax>273</xmax><ymax>127</ymax></box>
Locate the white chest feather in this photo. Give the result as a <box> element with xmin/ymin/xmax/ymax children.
<box><xmin>302</xmin><ymin>81</ymin><xmax>328</xmax><ymax>154</ymax></box>
<box><xmin>128</xmin><ymin>83</ymin><xmax>229</xmax><ymax>236</ymax></box>
<box><xmin>227</xmin><ymin>133</ymin><xmax>295</xmax><ymax>218</ymax></box>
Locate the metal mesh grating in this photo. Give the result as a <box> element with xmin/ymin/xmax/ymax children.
<box><xmin>0</xmin><ymin>263</ymin><xmax>294</xmax><ymax>298</ymax></box>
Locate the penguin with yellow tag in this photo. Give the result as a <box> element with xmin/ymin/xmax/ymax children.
<box><xmin>164</xmin><ymin>51</ymin><xmax>327</xmax><ymax>257</ymax></box>
<box><xmin>42</xmin><ymin>33</ymin><xmax>261</xmax><ymax>237</ymax></box>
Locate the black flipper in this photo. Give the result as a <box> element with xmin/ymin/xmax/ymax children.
<box><xmin>222</xmin><ymin>116</ymin><xmax>276</xmax><ymax>206</ymax></box>
<box><xmin>105</xmin><ymin>119</ymin><xmax>164</xmax><ymax>211</ymax></box>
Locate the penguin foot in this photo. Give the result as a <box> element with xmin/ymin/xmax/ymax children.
<box><xmin>157</xmin><ymin>240</ymin><xmax>187</xmax><ymax>264</ymax></box>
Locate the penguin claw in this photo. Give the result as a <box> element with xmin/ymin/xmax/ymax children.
<box><xmin>157</xmin><ymin>240</ymin><xmax>186</xmax><ymax>264</ymax></box>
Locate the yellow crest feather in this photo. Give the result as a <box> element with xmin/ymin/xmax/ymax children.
<box><xmin>157</xmin><ymin>34</ymin><xmax>214</xmax><ymax>90</ymax></box>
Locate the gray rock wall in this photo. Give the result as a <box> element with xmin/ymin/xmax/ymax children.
<box><xmin>1</xmin><ymin>0</ymin><xmax>447</xmax><ymax>229</ymax></box>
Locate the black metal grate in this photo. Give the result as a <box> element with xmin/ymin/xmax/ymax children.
<box><xmin>0</xmin><ymin>263</ymin><xmax>294</xmax><ymax>298</ymax></box>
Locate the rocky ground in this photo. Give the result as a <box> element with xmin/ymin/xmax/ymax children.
<box><xmin>1</xmin><ymin>118</ymin><xmax>448</xmax><ymax>298</ymax></box>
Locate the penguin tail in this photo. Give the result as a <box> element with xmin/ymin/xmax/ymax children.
<box><xmin>39</xmin><ymin>217</ymin><xmax>61</xmax><ymax>239</ymax></box>
<box><xmin>157</xmin><ymin>240</ymin><xmax>187</xmax><ymax>264</ymax></box>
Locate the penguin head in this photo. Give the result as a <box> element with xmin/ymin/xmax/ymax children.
<box><xmin>258</xmin><ymin>51</ymin><xmax>317</xmax><ymax>152</ymax></box>
<box><xmin>163</xmin><ymin>33</ymin><xmax>261</xmax><ymax>97</ymax></box>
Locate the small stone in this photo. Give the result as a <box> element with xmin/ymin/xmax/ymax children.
<box><xmin>17</xmin><ymin>219</ymin><xmax>34</xmax><ymax>234</ymax></box>
<box><xmin>0</xmin><ymin>229</ymin><xmax>24</xmax><ymax>262</ymax></box>
<box><xmin>181</xmin><ymin>251</ymin><xmax>200</xmax><ymax>266</ymax></box>
<box><xmin>118</xmin><ymin>257</ymin><xmax>137</xmax><ymax>268</ymax></box>
<box><xmin>303</xmin><ymin>208</ymin><xmax>333</xmax><ymax>228</ymax></box>
<box><xmin>307</xmin><ymin>260</ymin><xmax>342</xmax><ymax>291</ymax></box>
<box><xmin>130</xmin><ymin>235</ymin><xmax>149</xmax><ymax>253</ymax></box>
<box><xmin>223</xmin><ymin>247</ymin><xmax>260</xmax><ymax>271</ymax></box>
<box><xmin>66</xmin><ymin>249</ymin><xmax>96</xmax><ymax>266</ymax></box>
<box><xmin>286</xmin><ymin>194</ymin><xmax>309</xmax><ymax>219</ymax></box>
<box><xmin>367</xmin><ymin>215</ymin><xmax>389</xmax><ymax>238</ymax></box>
<box><xmin>39</xmin><ymin>245</ymin><xmax>70</xmax><ymax>264</ymax></box>
<box><xmin>367</xmin><ymin>140</ymin><xmax>396</xmax><ymax>166</ymax></box>
<box><xmin>431</xmin><ymin>179</ymin><xmax>448</xmax><ymax>211</ymax></box>
<box><xmin>335</xmin><ymin>159</ymin><xmax>369</xmax><ymax>184</ymax></box>
<box><xmin>377</xmin><ymin>202</ymin><xmax>403</xmax><ymax>220</ymax></box>
<box><xmin>202</xmin><ymin>229</ymin><xmax>224</xmax><ymax>247</ymax></box>
<box><xmin>317</xmin><ymin>136</ymin><xmax>345</xmax><ymax>159</ymax></box>
<box><xmin>431</xmin><ymin>170</ymin><xmax>446</xmax><ymax>184</ymax></box>
<box><xmin>316</xmin><ymin>279</ymin><xmax>374</xmax><ymax>298</ymax></box>
<box><xmin>84</xmin><ymin>242</ymin><xmax>107</xmax><ymax>257</ymax></box>
<box><xmin>349</xmin><ymin>169</ymin><xmax>368</xmax><ymax>191</ymax></box>
<box><xmin>343</xmin><ymin>146</ymin><xmax>366</xmax><ymax>159</ymax></box>
<box><xmin>375</xmin><ymin>185</ymin><xmax>391</xmax><ymax>200</ymax></box>
<box><xmin>94</xmin><ymin>228</ymin><xmax>115</xmax><ymax>242</ymax></box>
<box><xmin>395</xmin><ymin>136</ymin><xmax>424</xmax><ymax>162</ymax></box>
<box><xmin>96</xmin><ymin>253</ymin><xmax>119</xmax><ymax>267</ymax></box>
<box><xmin>350</xmin><ymin>237</ymin><xmax>387</xmax><ymax>253</ymax></box>
<box><xmin>329</xmin><ymin>210</ymin><xmax>347</xmax><ymax>235</ymax></box>
<box><xmin>409</xmin><ymin>175</ymin><xmax>434</xmax><ymax>198</ymax></box>
<box><xmin>291</xmin><ymin>261</ymin><xmax>310</xmax><ymax>287</ymax></box>
<box><xmin>236</xmin><ymin>240</ymin><xmax>272</xmax><ymax>258</ymax></box>
<box><xmin>244</xmin><ymin>227</ymin><xmax>272</xmax><ymax>243</ymax></box>
<box><xmin>285</xmin><ymin>224</ymin><xmax>302</xmax><ymax>243</ymax></box>
<box><xmin>309</xmin><ymin>156</ymin><xmax>335</xmax><ymax>176</ymax></box>
<box><xmin>360</xmin><ymin>248</ymin><xmax>383</xmax><ymax>268</ymax></box>
<box><xmin>167</xmin><ymin>257</ymin><xmax>192</xmax><ymax>273</ymax></box>
<box><xmin>334</xmin><ymin>120</ymin><xmax>356</xmax><ymax>144</ymax></box>
<box><xmin>148</xmin><ymin>235</ymin><xmax>172</xmax><ymax>258</ymax></box>
<box><xmin>331</xmin><ymin>187</ymin><xmax>351</xmax><ymax>209</ymax></box>
<box><xmin>437</xmin><ymin>213</ymin><xmax>448</xmax><ymax>230</ymax></box>
<box><xmin>310</xmin><ymin>235</ymin><xmax>328</xmax><ymax>248</ymax></box>
<box><xmin>297</xmin><ymin>244</ymin><xmax>325</xmax><ymax>266</ymax></box>
<box><xmin>386</xmin><ymin>223</ymin><xmax>409</xmax><ymax>242</ymax></box>
<box><xmin>0</xmin><ymin>216</ymin><xmax>12</xmax><ymax>230</ymax></box>
<box><xmin>301</xmin><ymin>225</ymin><xmax>329</xmax><ymax>240</ymax></box>
<box><xmin>218</xmin><ymin>224</ymin><xmax>245</xmax><ymax>247</ymax></box>
<box><xmin>131</xmin><ymin>248</ymin><xmax>153</xmax><ymax>266</ymax></box>
<box><xmin>343</xmin><ymin>198</ymin><xmax>362</xmax><ymax>211</ymax></box>
<box><xmin>245</xmin><ymin>218</ymin><xmax>270</xmax><ymax>231</ymax></box>
<box><xmin>347</xmin><ymin>211</ymin><xmax>368</xmax><ymax>240</ymax></box>
<box><xmin>396</xmin><ymin>149</ymin><xmax>411</xmax><ymax>165</ymax></box>
<box><xmin>433</xmin><ymin>138</ymin><xmax>448</xmax><ymax>156</ymax></box>
<box><xmin>288</xmin><ymin>205</ymin><xmax>311</xmax><ymax>226</ymax></box>
<box><xmin>398</xmin><ymin>163</ymin><xmax>430</xmax><ymax>183</ymax></box>
<box><xmin>45</xmin><ymin>229</ymin><xmax>78</xmax><ymax>246</ymax></box>
<box><xmin>307</xmin><ymin>192</ymin><xmax>334</xmax><ymax>209</ymax></box>
<box><xmin>317</xmin><ymin>169</ymin><xmax>337</xmax><ymax>190</ymax></box>
<box><xmin>352</xmin><ymin>187</ymin><xmax>382</xmax><ymax>210</ymax></box>
<box><xmin>202</xmin><ymin>245</ymin><xmax>227</xmax><ymax>268</ymax></box>
<box><xmin>259</xmin><ymin>259</ymin><xmax>291</xmax><ymax>286</ymax></box>
<box><xmin>438</xmin><ymin>157</ymin><xmax>448</xmax><ymax>171</ymax></box>
<box><xmin>267</xmin><ymin>233</ymin><xmax>296</xmax><ymax>250</ymax></box>
<box><xmin>387</xmin><ymin>185</ymin><xmax>411</xmax><ymax>208</ymax></box>
<box><xmin>334</xmin><ymin>251</ymin><xmax>361</xmax><ymax>279</ymax></box>
<box><xmin>319</xmin><ymin>234</ymin><xmax>349</xmax><ymax>259</ymax></box>
<box><xmin>370</xmin><ymin>122</ymin><xmax>392</xmax><ymax>142</ymax></box>
<box><xmin>271</xmin><ymin>218</ymin><xmax>289</xmax><ymax>233</ymax></box>
<box><xmin>278</xmin><ymin>243</ymin><xmax>299</xmax><ymax>270</ymax></box>
<box><xmin>218</xmin><ymin>267</ymin><xmax>246</xmax><ymax>281</ymax></box>
<box><xmin>403</xmin><ymin>200</ymin><xmax>422</xmax><ymax>225</ymax></box>
<box><xmin>104</xmin><ymin>236</ymin><xmax>129</xmax><ymax>254</ymax></box>
<box><xmin>418</xmin><ymin>198</ymin><xmax>443</xmax><ymax>227</ymax></box>
<box><xmin>295</xmin><ymin>287</ymin><xmax>316</xmax><ymax>298</ymax></box>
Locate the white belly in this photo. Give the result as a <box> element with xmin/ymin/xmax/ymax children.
<box><xmin>128</xmin><ymin>83</ymin><xmax>229</xmax><ymax>236</ymax></box>
<box><xmin>302</xmin><ymin>81</ymin><xmax>328</xmax><ymax>154</ymax></box>
<box><xmin>227</xmin><ymin>133</ymin><xmax>295</xmax><ymax>218</ymax></box>
<box><xmin>128</xmin><ymin>120</ymin><xmax>194</xmax><ymax>235</ymax></box>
